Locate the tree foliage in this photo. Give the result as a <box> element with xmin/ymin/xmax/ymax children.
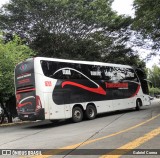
<box><xmin>0</xmin><ymin>35</ymin><xmax>35</xmax><ymax>102</ymax></box>
<box><xmin>147</xmin><ymin>65</ymin><xmax>160</xmax><ymax>88</ymax></box>
<box><xmin>149</xmin><ymin>87</ymin><xmax>160</xmax><ymax>96</ymax></box>
<box><xmin>133</xmin><ymin>0</ymin><xmax>160</xmax><ymax>49</ymax></box>
<box><xmin>0</xmin><ymin>0</ymin><xmax>145</xmax><ymax>67</ymax></box>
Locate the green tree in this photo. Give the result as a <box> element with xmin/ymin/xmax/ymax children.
<box><xmin>149</xmin><ymin>87</ymin><xmax>160</xmax><ymax>96</ymax></box>
<box><xmin>0</xmin><ymin>35</ymin><xmax>35</xmax><ymax>103</ymax></box>
<box><xmin>147</xmin><ymin>65</ymin><xmax>160</xmax><ymax>88</ymax></box>
<box><xmin>0</xmin><ymin>0</ymin><xmax>143</xmax><ymax>67</ymax></box>
<box><xmin>133</xmin><ymin>0</ymin><xmax>160</xmax><ymax>49</ymax></box>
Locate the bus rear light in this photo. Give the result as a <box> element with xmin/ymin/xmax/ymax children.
<box><xmin>36</xmin><ymin>95</ymin><xmax>42</xmax><ymax>112</ymax></box>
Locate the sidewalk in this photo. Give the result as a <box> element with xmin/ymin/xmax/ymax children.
<box><xmin>0</xmin><ymin>117</ymin><xmax>31</xmax><ymax>127</ymax></box>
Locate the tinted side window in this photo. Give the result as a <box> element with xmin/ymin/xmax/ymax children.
<box><xmin>41</xmin><ymin>60</ymin><xmax>57</xmax><ymax>77</ymax></box>
<box><xmin>88</xmin><ymin>65</ymin><xmax>103</xmax><ymax>80</ymax></box>
<box><xmin>41</xmin><ymin>60</ymin><xmax>89</xmax><ymax>79</ymax></box>
<box><xmin>41</xmin><ymin>60</ymin><xmax>73</xmax><ymax>79</ymax></box>
<box><xmin>103</xmin><ymin>66</ymin><xmax>124</xmax><ymax>81</ymax></box>
<box><xmin>69</xmin><ymin>63</ymin><xmax>88</xmax><ymax>79</ymax></box>
<box><xmin>125</xmin><ymin>68</ymin><xmax>139</xmax><ymax>82</ymax></box>
<box><xmin>103</xmin><ymin>66</ymin><xmax>114</xmax><ymax>81</ymax></box>
<box><xmin>54</xmin><ymin>62</ymin><xmax>72</xmax><ymax>79</ymax></box>
<box><xmin>103</xmin><ymin>66</ymin><xmax>138</xmax><ymax>82</ymax></box>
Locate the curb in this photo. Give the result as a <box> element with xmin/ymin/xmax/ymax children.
<box><xmin>0</xmin><ymin>121</ymin><xmax>32</xmax><ymax>127</ymax></box>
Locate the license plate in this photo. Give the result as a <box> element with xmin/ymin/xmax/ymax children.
<box><xmin>24</xmin><ymin>115</ymin><xmax>28</xmax><ymax>118</ymax></box>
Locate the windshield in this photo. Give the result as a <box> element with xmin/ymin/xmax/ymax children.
<box><xmin>135</xmin><ymin>68</ymin><xmax>149</xmax><ymax>95</ymax></box>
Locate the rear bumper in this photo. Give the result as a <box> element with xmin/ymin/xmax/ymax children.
<box><xmin>18</xmin><ymin>108</ymin><xmax>45</xmax><ymax>121</ymax></box>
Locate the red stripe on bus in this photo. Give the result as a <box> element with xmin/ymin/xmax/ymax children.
<box><xmin>18</xmin><ymin>102</ymin><xmax>32</xmax><ymax>108</ymax></box>
<box><xmin>16</xmin><ymin>88</ymin><xmax>35</xmax><ymax>94</ymax></box>
<box><xmin>130</xmin><ymin>85</ymin><xmax>140</xmax><ymax>97</ymax></box>
<box><xmin>62</xmin><ymin>81</ymin><xmax>106</xmax><ymax>95</ymax></box>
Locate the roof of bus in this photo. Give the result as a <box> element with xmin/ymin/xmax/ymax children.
<box><xmin>34</xmin><ymin>57</ymin><xmax>132</xmax><ymax>69</ymax></box>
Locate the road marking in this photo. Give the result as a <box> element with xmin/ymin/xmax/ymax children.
<box><xmin>100</xmin><ymin>127</ymin><xmax>160</xmax><ymax>158</ymax></box>
<box><xmin>29</xmin><ymin>113</ymin><xmax>160</xmax><ymax>158</ymax></box>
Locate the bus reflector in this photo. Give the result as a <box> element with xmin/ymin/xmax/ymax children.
<box><xmin>36</xmin><ymin>95</ymin><xmax>42</xmax><ymax>112</ymax></box>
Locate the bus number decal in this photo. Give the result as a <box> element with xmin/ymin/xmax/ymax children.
<box><xmin>45</xmin><ymin>81</ymin><xmax>52</xmax><ymax>87</ymax></box>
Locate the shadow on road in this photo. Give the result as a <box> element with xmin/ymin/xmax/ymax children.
<box><xmin>24</xmin><ymin>108</ymin><xmax>147</xmax><ymax>129</ymax></box>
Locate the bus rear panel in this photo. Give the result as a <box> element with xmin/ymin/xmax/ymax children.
<box><xmin>15</xmin><ymin>59</ymin><xmax>44</xmax><ymax>121</ymax></box>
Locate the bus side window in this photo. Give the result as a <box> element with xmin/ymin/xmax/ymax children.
<box><xmin>69</xmin><ymin>63</ymin><xmax>87</xmax><ymax>79</ymax></box>
<box><xmin>49</xmin><ymin>62</ymin><xmax>70</xmax><ymax>79</ymax></box>
<box><xmin>41</xmin><ymin>60</ymin><xmax>59</xmax><ymax>78</ymax></box>
<box><xmin>89</xmin><ymin>65</ymin><xmax>103</xmax><ymax>80</ymax></box>
<box><xmin>80</xmin><ymin>64</ymin><xmax>90</xmax><ymax>78</ymax></box>
<box><xmin>66</xmin><ymin>63</ymin><xmax>90</xmax><ymax>80</ymax></box>
<box><xmin>41</xmin><ymin>61</ymin><xmax>51</xmax><ymax>77</ymax></box>
<box><xmin>103</xmin><ymin>66</ymin><xmax>113</xmax><ymax>81</ymax></box>
<box><xmin>125</xmin><ymin>69</ymin><xmax>139</xmax><ymax>82</ymax></box>
<box><xmin>53</xmin><ymin>70</ymin><xmax>64</xmax><ymax>79</ymax></box>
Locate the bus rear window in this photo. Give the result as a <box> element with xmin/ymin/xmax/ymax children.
<box><xmin>15</xmin><ymin>59</ymin><xmax>35</xmax><ymax>89</ymax></box>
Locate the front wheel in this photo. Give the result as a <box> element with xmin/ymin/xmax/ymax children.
<box><xmin>72</xmin><ymin>107</ymin><xmax>83</xmax><ymax>123</ymax></box>
<box><xmin>85</xmin><ymin>105</ymin><xmax>97</xmax><ymax>120</ymax></box>
<box><xmin>136</xmin><ymin>99</ymin><xmax>142</xmax><ymax>111</ymax></box>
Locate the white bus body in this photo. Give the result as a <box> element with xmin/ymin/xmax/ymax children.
<box><xmin>15</xmin><ymin>57</ymin><xmax>151</xmax><ymax>122</ymax></box>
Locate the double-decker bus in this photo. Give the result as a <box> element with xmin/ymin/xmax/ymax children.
<box><xmin>14</xmin><ymin>57</ymin><xmax>151</xmax><ymax>123</ymax></box>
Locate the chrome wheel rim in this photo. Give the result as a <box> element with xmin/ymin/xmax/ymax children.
<box><xmin>74</xmin><ymin>110</ymin><xmax>81</xmax><ymax>120</ymax></box>
<box><xmin>88</xmin><ymin>108</ymin><xmax>94</xmax><ymax>117</ymax></box>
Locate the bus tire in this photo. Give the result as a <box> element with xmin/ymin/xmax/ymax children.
<box><xmin>136</xmin><ymin>99</ymin><xmax>142</xmax><ymax>111</ymax></box>
<box><xmin>72</xmin><ymin>107</ymin><xmax>83</xmax><ymax>123</ymax></box>
<box><xmin>85</xmin><ymin>105</ymin><xmax>97</xmax><ymax>120</ymax></box>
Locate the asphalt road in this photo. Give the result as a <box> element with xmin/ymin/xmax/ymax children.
<box><xmin>0</xmin><ymin>99</ymin><xmax>160</xmax><ymax>158</ymax></box>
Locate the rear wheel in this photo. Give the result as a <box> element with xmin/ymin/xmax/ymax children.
<box><xmin>85</xmin><ymin>105</ymin><xmax>97</xmax><ymax>120</ymax></box>
<box><xmin>72</xmin><ymin>107</ymin><xmax>83</xmax><ymax>123</ymax></box>
<box><xmin>136</xmin><ymin>99</ymin><xmax>142</xmax><ymax>111</ymax></box>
